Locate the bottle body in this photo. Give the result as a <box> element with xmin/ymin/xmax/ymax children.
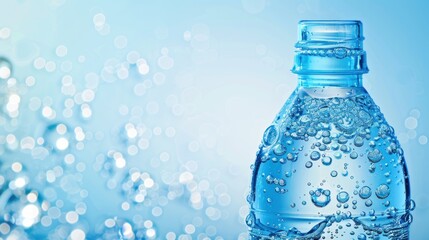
<box><xmin>247</xmin><ymin>85</ymin><xmax>412</xmax><ymax>239</ymax></box>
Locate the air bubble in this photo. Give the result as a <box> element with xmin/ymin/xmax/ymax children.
<box><xmin>375</xmin><ymin>184</ymin><xmax>390</xmax><ymax>199</ymax></box>
<box><xmin>272</xmin><ymin>144</ymin><xmax>286</xmax><ymax>156</ymax></box>
<box><xmin>357</xmin><ymin>233</ymin><xmax>367</xmax><ymax>240</ymax></box>
<box><xmin>367</xmin><ymin>149</ymin><xmax>382</xmax><ymax>163</ymax></box>
<box><xmin>353</xmin><ymin>136</ymin><xmax>364</xmax><ymax>147</ymax></box>
<box><xmin>286</xmin><ymin>153</ymin><xmax>296</xmax><ymax>162</ymax></box>
<box><xmin>310</xmin><ymin>151</ymin><xmax>320</xmax><ymax>160</ymax></box>
<box><xmin>310</xmin><ymin>188</ymin><xmax>331</xmax><ymax>207</ymax></box>
<box><xmin>263</xmin><ymin>125</ymin><xmax>278</xmax><ymax>146</ymax></box>
<box><xmin>365</xmin><ymin>199</ymin><xmax>373</xmax><ymax>207</ymax></box>
<box><xmin>336</xmin><ymin>191</ymin><xmax>349</xmax><ymax>203</ymax></box>
<box><xmin>321</xmin><ymin>156</ymin><xmax>332</xmax><ymax>166</ymax></box>
<box><xmin>359</xmin><ymin>186</ymin><xmax>372</xmax><ymax>199</ymax></box>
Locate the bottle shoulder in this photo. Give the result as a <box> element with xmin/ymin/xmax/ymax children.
<box><xmin>274</xmin><ymin>87</ymin><xmax>381</xmax><ymax>127</ymax></box>
<box><xmin>266</xmin><ymin>86</ymin><xmax>405</xmax><ymax>160</ymax></box>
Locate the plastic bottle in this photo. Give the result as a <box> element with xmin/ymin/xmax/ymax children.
<box><xmin>247</xmin><ymin>20</ymin><xmax>414</xmax><ymax>240</ymax></box>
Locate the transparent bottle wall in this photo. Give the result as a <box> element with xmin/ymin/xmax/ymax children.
<box><xmin>248</xmin><ymin>87</ymin><xmax>413</xmax><ymax>239</ymax></box>
<box><xmin>248</xmin><ymin>20</ymin><xmax>414</xmax><ymax>239</ymax></box>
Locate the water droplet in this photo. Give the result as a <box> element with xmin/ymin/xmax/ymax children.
<box><xmin>357</xmin><ymin>233</ymin><xmax>367</xmax><ymax>240</ymax></box>
<box><xmin>299</xmin><ymin>115</ymin><xmax>311</xmax><ymax>124</ymax></box>
<box><xmin>338</xmin><ymin>135</ymin><xmax>348</xmax><ymax>144</ymax></box>
<box><xmin>246</xmin><ymin>193</ymin><xmax>254</xmax><ymax>204</ymax></box>
<box><xmin>286</xmin><ymin>153</ymin><xmax>297</xmax><ymax>162</ymax></box>
<box><xmin>359</xmin><ymin>186</ymin><xmax>372</xmax><ymax>199</ymax></box>
<box><xmin>310</xmin><ymin>151</ymin><xmax>320</xmax><ymax>160</ymax></box>
<box><xmin>334</xmin><ymin>152</ymin><xmax>342</xmax><ymax>159</ymax></box>
<box><xmin>321</xmin><ymin>156</ymin><xmax>332</xmax><ymax>166</ymax></box>
<box><xmin>245</xmin><ymin>212</ymin><xmax>255</xmax><ymax>227</ymax></box>
<box><xmin>336</xmin><ymin>191</ymin><xmax>350</xmax><ymax>203</ymax></box>
<box><xmin>330</xmin><ymin>171</ymin><xmax>338</xmax><ymax>177</ymax></box>
<box><xmin>266</xmin><ymin>175</ymin><xmax>273</xmax><ymax>184</ymax></box>
<box><xmin>267</xmin><ymin>198</ymin><xmax>272</xmax><ymax>203</ymax></box>
<box><xmin>305</xmin><ymin>161</ymin><xmax>313</xmax><ymax>168</ymax></box>
<box><xmin>367</xmin><ymin>149</ymin><xmax>382</xmax><ymax>163</ymax></box>
<box><xmin>263</xmin><ymin>125</ymin><xmax>278</xmax><ymax>146</ymax></box>
<box><xmin>322</xmin><ymin>137</ymin><xmax>331</xmax><ymax>144</ymax></box>
<box><xmin>365</xmin><ymin>199</ymin><xmax>373</xmax><ymax>207</ymax></box>
<box><xmin>272</xmin><ymin>143</ymin><xmax>286</xmax><ymax>156</ymax></box>
<box><xmin>310</xmin><ymin>188</ymin><xmax>331</xmax><ymax>207</ymax></box>
<box><xmin>375</xmin><ymin>184</ymin><xmax>390</xmax><ymax>199</ymax></box>
<box><xmin>307</xmin><ymin>127</ymin><xmax>317</xmax><ymax>136</ymax></box>
<box><xmin>409</xmin><ymin>199</ymin><xmax>416</xmax><ymax>211</ymax></box>
<box><xmin>350</xmin><ymin>151</ymin><xmax>358</xmax><ymax>159</ymax></box>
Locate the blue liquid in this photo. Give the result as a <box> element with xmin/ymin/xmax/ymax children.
<box><xmin>247</xmin><ymin>87</ymin><xmax>413</xmax><ymax>239</ymax></box>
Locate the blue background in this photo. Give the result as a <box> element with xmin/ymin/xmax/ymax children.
<box><xmin>0</xmin><ymin>0</ymin><xmax>427</xmax><ymax>239</ymax></box>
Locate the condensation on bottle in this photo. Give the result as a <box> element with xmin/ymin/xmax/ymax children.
<box><xmin>247</xmin><ymin>20</ymin><xmax>414</xmax><ymax>240</ymax></box>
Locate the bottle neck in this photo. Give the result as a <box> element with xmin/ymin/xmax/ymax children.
<box><xmin>292</xmin><ymin>21</ymin><xmax>369</xmax><ymax>85</ymax></box>
<box><xmin>298</xmin><ymin>74</ymin><xmax>363</xmax><ymax>88</ymax></box>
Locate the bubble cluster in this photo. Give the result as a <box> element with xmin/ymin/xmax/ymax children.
<box><xmin>310</xmin><ymin>188</ymin><xmax>331</xmax><ymax>207</ymax></box>
<box><xmin>0</xmin><ymin>9</ymin><xmax>242</xmax><ymax>239</ymax></box>
<box><xmin>399</xmin><ymin>108</ymin><xmax>427</xmax><ymax>145</ymax></box>
<box><xmin>95</xmin><ymin>218</ymin><xmax>157</xmax><ymax>239</ymax></box>
<box><xmin>249</xmin><ymin>88</ymin><xmax>413</xmax><ymax>239</ymax></box>
<box><xmin>43</xmin><ymin>123</ymin><xmax>72</xmax><ymax>151</ymax></box>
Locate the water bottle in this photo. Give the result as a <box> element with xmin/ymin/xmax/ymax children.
<box><xmin>247</xmin><ymin>20</ymin><xmax>414</xmax><ymax>239</ymax></box>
